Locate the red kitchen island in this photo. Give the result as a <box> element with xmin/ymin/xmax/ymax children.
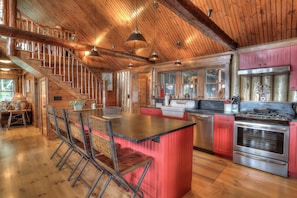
<box><xmin>80</xmin><ymin>110</ymin><xmax>195</xmax><ymax>198</ymax></box>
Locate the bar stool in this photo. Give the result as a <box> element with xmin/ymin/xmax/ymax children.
<box><xmin>87</xmin><ymin>115</ymin><xmax>152</xmax><ymax>198</ymax></box>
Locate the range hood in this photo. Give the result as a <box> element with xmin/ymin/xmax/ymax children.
<box><xmin>238</xmin><ymin>66</ymin><xmax>290</xmax><ymax>76</ymax></box>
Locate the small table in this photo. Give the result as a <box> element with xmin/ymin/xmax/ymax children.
<box><xmin>7</xmin><ymin>109</ymin><xmax>31</xmax><ymax>130</ymax></box>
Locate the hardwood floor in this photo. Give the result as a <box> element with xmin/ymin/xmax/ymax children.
<box><xmin>1</xmin><ymin>125</ymin><xmax>297</xmax><ymax>198</ymax></box>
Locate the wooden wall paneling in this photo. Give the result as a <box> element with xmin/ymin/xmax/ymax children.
<box><xmin>47</xmin><ymin>79</ymin><xmax>73</xmax><ymax>109</ymax></box>
<box><xmin>282</xmin><ymin>0</ymin><xmax>292</xmax><ymax>39</ymax></box>
<box><xmin>276</xmin><ymin>0</ymin><xmax>283</xmax><ymax>41</ymax></box>
<box><xmin>291</xmin><ymin>1</ymin><xmax>297</xmax><ymax>38</ymax></box>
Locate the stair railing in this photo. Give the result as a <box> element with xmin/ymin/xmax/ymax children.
<box><xmin>14</xmin><ymin>10</ymin><xmax>102</xmax><ymax>104</ymax></box>
<box><xmin>15</xmin><ymin>39</ymin><xmax>102</xmax><ymax>105</ymax></box>
<box><xmin>16</xmin><ymin>11</ymin><xmax>76</xmax><ymax>41</ymax></box>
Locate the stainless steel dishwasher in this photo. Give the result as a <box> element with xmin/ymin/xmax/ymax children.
<box><xmin>188</xmin><ymin>113</ymin><xmax>214</xmax><ymax>153</ymax></box>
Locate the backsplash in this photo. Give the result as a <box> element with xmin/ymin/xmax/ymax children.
<box><xmin>240</xmin><ymin>101</ymin><xmax>296</xmax><ymax>117</ymax></box>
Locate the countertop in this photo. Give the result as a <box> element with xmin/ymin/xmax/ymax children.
<box><xmin>77</xmin><ymin>109</ymin><xmax>196</xmax><ymax>143</ymax></box>
<box><xmin>141</xmin><ymin>105</ymin><xmax>235</xmax><ymax>116</ymax></box>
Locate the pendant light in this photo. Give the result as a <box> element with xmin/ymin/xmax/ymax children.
<box><xmin>124</xmin><ymin>0</ymin><xmax>148</xmax><ymax>50</ymax></box>
<box><xmin>89</xmin><ymin>0</ymin><xmax>101</xmax><ymax>57</ymax></box>
<box><xmin>128</xmin><ymin>62</ymin><xmax>133</xmax><ymax>68</ymax></box>
<box><xmin>174</xmin><ymin>41</ymin><xmax>182</xmax><ymax>66</ymax></box>
<box><xmin>149</xmin><ymin>0</ymin><xmax>160</xmax><ymax>62</ymax></box>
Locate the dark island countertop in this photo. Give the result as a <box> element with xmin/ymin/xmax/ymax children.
<box><xmin>77</xmin><ymin>109</ymin><xmax>196</xmax><ymax>143</ymax></box>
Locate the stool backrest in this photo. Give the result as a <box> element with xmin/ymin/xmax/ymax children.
<box><xmin>55</xmin><ymin>108</ymin><xmax>71</xmax><ymax>142</ymax></box>
<box><xmin>87</xmin><ymin>115</ymin><xmax>119</xmax><ymax>172</ymax></box>
<box><xmin>67</xmin><ymin>110</ymin><xmax>90</xmax><ymax>156</ymax></box>
<box><xmin>46</xmin><ymin>105</ymin><xmax>61</xmax><ymax>138</ymax></box>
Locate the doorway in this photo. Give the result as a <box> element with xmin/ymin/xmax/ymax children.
<box><xmin>39</xmin><ymin>78</ymin><xmax>47</xmax><ymax>136</ymax></box>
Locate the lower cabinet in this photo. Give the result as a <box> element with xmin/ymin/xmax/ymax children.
<box><xmin>213</xmin><ymin>114</ymin><xmax>234</xmax><ymax>159</ymax></box>
<box><xmin>140</xmin><ymin>107</ymin><xmax>162</xmax><ymax>117</ymax></box>
<box><xmin>289</xmin><ymin>122</ymin><xmax>297</xmax><ymax>177</ymax></box>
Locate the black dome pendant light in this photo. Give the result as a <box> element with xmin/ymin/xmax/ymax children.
<box><xmin>149</xmin><ymin>0</ymin><xmax>160</xmax><ymax>62</ymax></box>
<box><xmin>124</xmin><ymin>0</ymin><xmax>148</xmax><ymax>50</ymax></box>
<box><xmin>89</xmin><ymin>0</ymin><xmax>101</xmax><ymax>57</ymax></box>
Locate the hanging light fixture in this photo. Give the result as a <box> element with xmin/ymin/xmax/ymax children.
<box><xmin>174</xmin><ymin>41</ymin><xmax>182</xmax><ymax>66</ymax></box>
<box><xmin>89</xmin><ymin>0</ymin><xmax>101</xmax><ymax>57</ymax></box>
<box><xmin>149</xmin><ymin>1</ymin><xmax>160</xmax><ymax>62</ymax></box>
<box><xmin>128</xmin><ymin>62</ymin><xmax>133</xmax><ymax>68</ymax></box>
<box><xmin>124</xmin><ymin>0</ymin><xmax>148</xmax><ymax>50</ymax></box>
<box><xmin>174</xmin><ymin>59</ymin><xmax>182</xmax><ymax>66</ymax></box>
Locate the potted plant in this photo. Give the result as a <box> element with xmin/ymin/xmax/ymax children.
<box><xmin>69</xmin><ymin>98</ymin><xmax>86</xmax><ymax>110</ymax></box>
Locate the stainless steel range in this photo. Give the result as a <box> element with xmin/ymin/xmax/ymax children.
<box><xmin>233</xmin><ymin>108</ymin><xmax>292</xmax><ymax>177</ymax></box>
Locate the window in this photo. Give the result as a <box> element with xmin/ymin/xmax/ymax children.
<box><xmin>181</xmin><ymin>70</ymin><xmax>199</xmax><ymax>98</ymax></box>
<box><xmin>159</xmin><ymin>72</ymin><xmax>176</xmax><ymax>96</ymax></box>
<box><xmin>157</xmin><ymin>65</ymin><xmax>226</xmax><ymax>99</ymax></box>
<box><xmin>205</xmin><ymin>68</ymin><xmax>225</xmax><ymax>99</ymax></box>
<box><xmin>0</xmin><ymin>0</ymin><xmax>4</xmax><ymax>24</ymax></box>
<box><xmin>0</xmin><ymin>79</ymin><xmax>15</xmax><ymax>101</ymax></box>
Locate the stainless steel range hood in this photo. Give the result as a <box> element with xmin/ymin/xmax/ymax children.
<box><xmin>238</xmin><ymin>66</ymin><xmax>290</xmax><ymax>76</ymax></box>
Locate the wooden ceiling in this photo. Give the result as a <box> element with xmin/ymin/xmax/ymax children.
<box><xmin>14</xmin><ymin>0</ymin><xmax>297</xmax><ymax>71</ymax></box>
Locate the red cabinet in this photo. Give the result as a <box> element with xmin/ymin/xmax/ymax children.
<box><xmin>290</xmin><ymin>45</ymin><xmax>297</xmax><ymax>90</ymax></box>
<box><xmin>162</xmin><ymin>112</ymin><xmax>188</xmax><ymax>121</ymax></box>
<box><xmin>289</xmin><ymin>122</ymin><xmax>297</xmax><ymax>177</ymax></box>
<box><xmin>140</xmin><ymin>107</ymin><xmax>162</xmax><ymax>117</ymax></box>
<box><xmin>240</xmin><ymin>47</ymin><xmax>291</xmax><ymax>69</ymax></box>
<box><xmin>213</xmin><ymin>114</ymin><xmax>234</xmax><ymax>159</ymax></box>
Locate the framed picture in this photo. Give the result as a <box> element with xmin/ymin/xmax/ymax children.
<box><xmin>101</xmin><ymin>72</ymin><xmax>113</xmax><ymax>91</ymax></box>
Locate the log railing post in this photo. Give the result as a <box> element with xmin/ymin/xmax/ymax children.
<box><xmin>6</xmin><ymin>0</ymin><xmax>16</xmax><ymax>56</ymax></box>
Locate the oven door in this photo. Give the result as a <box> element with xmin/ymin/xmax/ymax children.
<box><xmin>234</xmin><ymin>120</ymin><xmax>289</xmax><ymax>162</ymax></box>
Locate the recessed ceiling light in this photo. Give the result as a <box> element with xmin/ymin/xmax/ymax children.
<box><xmin>0</xmin><ymin>68</ymin><xmax>10</xmax><ymax>71</ymax></box>
<box><xmin>0</xmin><ymin>60</ymin><xmax>12</xmax><ymax>64</ymax></box>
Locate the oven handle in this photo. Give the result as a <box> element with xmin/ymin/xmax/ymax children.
<box><xmin>234</xmin><ymin>151</ymin><xmax>287</xmax><ymax>166</ymax></box>
<box><xmin>235</xmin><ymin>123</ymin><xmax>288</xmax><ymax>132</ymax></box>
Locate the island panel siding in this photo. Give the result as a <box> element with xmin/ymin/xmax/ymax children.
<box><xmin>114</xmin><ymin>125</ymin><xmax>194</xmax><ymax>198</ymax></box>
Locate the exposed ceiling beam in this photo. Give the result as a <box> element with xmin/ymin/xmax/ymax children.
<box><xmin>159</xmin><ymin>0</ymin><xmax>238</xmax><ymax>50</ymax></box>
<box><xmin>0</xmin><ymin>25</ymin><xmax>150</xmax><ymax>62</ymax></box>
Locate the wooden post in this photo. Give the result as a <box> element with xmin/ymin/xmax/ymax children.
<box><xmin>6</xmin><ymin>0</ymin><xmax>17</xmax><ymax>56</ymax></box>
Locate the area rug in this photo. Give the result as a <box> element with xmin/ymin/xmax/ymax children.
<box><xmin>192</xmin><ymin>154</ymin><xmax>227</xmax><ymax>183</ymax></box>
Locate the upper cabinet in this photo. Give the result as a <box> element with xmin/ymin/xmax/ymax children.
<box><xmin>290</xmin><ymin>46</ymin><xmax>297</xmax><ymax>90</ymax></box>
<box><xmin>240</xmin><ymin>47</ymin><xmax>291</xmax><ymax>69</ymax></box>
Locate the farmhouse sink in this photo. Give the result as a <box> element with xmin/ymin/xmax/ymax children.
<box><xmin>160</xmin><ymin>106</ymin><xmax>185</xmax><ymax>118</ymax></box>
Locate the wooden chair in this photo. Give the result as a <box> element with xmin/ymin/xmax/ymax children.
<box><xmin>87</xmin><ymin>115</ymin><xmax>152</xmax><ymax>198</ymax></box>
<box><xmin>47</xmin><ymin>105</ymin><xmax>72</xmax><ymax>168</ymax></box>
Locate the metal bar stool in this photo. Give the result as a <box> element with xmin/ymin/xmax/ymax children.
<box><xmin>87</xmin><ymin>115</ymin><xmax>152</xmax><ymax>198</ymax></box>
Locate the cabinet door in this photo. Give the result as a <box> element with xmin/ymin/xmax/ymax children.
<box><xmin>213</xmin><ymin>115</ymin><xmax>234</xmax><ymax>158</ymax></box>
<box><xmin>240</xmin><ymin>47</ymin><xmax>291</xmax><ymax>69</ymax></box>
<box><xmin>290</xmin><ymin>45</ymin><xmax>297</xmax><ymax>90</ymax></box>
<box><xmin>140</xmin><ymin>107</ymin><xmax>162</xmax><ymax>117</ymax></box>
<box><xmin>289</xmin><ymin>122</ymin><xmax>297</xmax><ymax>177</ymax></box>
<box><xmin>264</xmin><ymin>47</ymin><xmax>291</xmax><ymax>67</ymax></box>
<box><xmin>240</xmin><ymin>51</ymin><xmax>263</xmax><ymax>69</ymax></box>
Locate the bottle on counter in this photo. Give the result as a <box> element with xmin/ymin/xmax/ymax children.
<box><xmin>160</xmin><ymin>86</ymin><xmax>164</xmax><ymax>98</ymax></box>
<box><xmin>164</xmin><ymin>93</ymin><xmax>170</xmax><ymax>106</ymax></box>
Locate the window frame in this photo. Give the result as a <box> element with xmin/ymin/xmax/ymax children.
<box><xmin>0</xmin><ymin>78</ymin><xmax>15</xmax><ymax>101</ymax></box>
<box><xmin>156</xmin><ymin>64</ymin><xmax>228</xmax><ymax>99</ymax></box>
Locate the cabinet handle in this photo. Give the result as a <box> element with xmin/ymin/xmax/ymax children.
<box><xmin>218</xmin><ymin>118</ymin><xmax>233</xmax><ymax>122</ymax></box>
<box><xmin>235</xmin><ymin>152</ymin><xmax>287</xmax><ymax>166</ymax></box>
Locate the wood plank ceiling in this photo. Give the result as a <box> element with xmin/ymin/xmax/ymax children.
<box><xmin>14</xmin><ymin>0</ymin><xmax>297</xmax><ymax>71</ymax></box>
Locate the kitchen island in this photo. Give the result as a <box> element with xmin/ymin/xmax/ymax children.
<box><xmin>78</xmin><ymin>109</ymin><xmax>195</xmax><ymax>198</ymax></box>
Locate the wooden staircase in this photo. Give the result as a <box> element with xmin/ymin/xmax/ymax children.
<box><xmin>7</xmin><ymin>10</ymin><xmax>103</xmax><ymax>105</ymax></box>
